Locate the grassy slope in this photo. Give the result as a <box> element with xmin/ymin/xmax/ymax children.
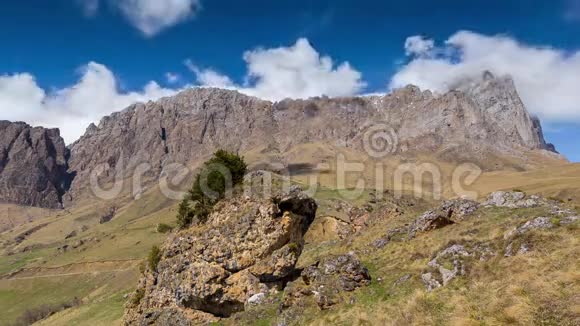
<box><xmin>226</xmin><ymin>204</ymin><xmax>579</xmax><ymax>326</ymax></box>
<box><xmin>0</xmin><ymin>148</ymin><xmax>578</xmax><ymax>325</ymax></box>
<box><xmin>0</xmin><ymin>185</ymin><xmax>176</xmax><ymax>325</ymax></box>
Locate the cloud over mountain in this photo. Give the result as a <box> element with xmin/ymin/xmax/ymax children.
<box><xmin>0</xmin><ymin>39</ymin><xmax>363</xmax><ymax>143</ymax></box>
<box><xmin>390</xmin><ymin>31</ymin><xmax>580</xmax><ymax>124</ymax></box>
<box><xmin>0</xmin><ymin>63</ymin><xmax>180</xmax><ymax>143</ymax></box>
<box><xmin>190</xmin><ymin>38</ymin><xmax>365</xmax><ymax>101</ymax></box>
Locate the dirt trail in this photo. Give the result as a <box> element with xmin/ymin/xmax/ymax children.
<box><xmin>0</xmin><ymin>259</ymin><xmax>141</xmax><ymax>280</ymax></box>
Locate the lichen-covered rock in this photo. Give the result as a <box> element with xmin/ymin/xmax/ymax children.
<box><xmin>123</xmin><ymin>191</ymin><xmax>317</xmax><ymax>325</ymax></box>
<box><xmin>503</xmin><ymin>216</ymin><xmax>557</xmax><ymax>257</ymax></box>
<box><xmin>422</xmin><ymin>244</ymin><xmax>470</xmax><ymax>291</ymax></box>
<box><xmin>484</xmin><ymin>191</ymin><xmax>544</xmax><ymax>208</ymax></box>
<box><xmin>422</xmin><ymin>243</ymin><xmax>495</xmax><ymax>291</ymax></box>
<box><xmin>504</xmin><ymin>216</ymin><xmax>554</xmax><ymax>239</ymax></box>
<box><xmin>282</xmin><ymin>253</ymin><xmax>371</xmax><ymax>310</ymax></box>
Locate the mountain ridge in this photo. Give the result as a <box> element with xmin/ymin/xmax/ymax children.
<box><xmin>0</xmin><ymin>73</ymin><xmax>566</xmax><ymax>208</ymax></box>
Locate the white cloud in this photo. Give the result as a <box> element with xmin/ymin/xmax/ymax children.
<box><xmin>184</xmin><ymin>60</ymin><xmax>234</xmax><ymax>88</ymax></box>
<box><xmin>1</xmin><ymin>38</ymin><xmax>363</xmax><ymax>144</ymax></box>
<box><xmin>78</xmin><ymin>0</ymin><xmax>201</xmax><ymax>36</ymax></box>
<box><xmin>165</xmin><ymin>72</ymin><xmax>180</xmax><ymax>84</ymax></box>
<box><xmin>0</xmin><ymin>62</ymin><xmax>182</xmax><ymax>143</ymax></box>
<box><xmin>404</xmin><ymin>35</ymin><xmax>434</xmax><ymax>56</ymax></box>
<box><xmin>116</xmin><ymin>0</ymin><xmax>201</xmax><ymax>36</ymax></box>
<box><xmin>188</xmin><ymin>38</ymin><xmax>365</xmax><ymax>101</ymax></box>
<box><xmin>390</xmin><ymin>31</ymin><xmax>580</xmax><ymax>123</ymax></box>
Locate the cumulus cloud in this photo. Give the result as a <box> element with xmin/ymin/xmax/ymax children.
<box><xmin>184</xmin><ymin>60</ymin><xmax>234</xmax><ymax>88</ymax></box>
<box><xmin>404</xmin><ymin>35</ymin><xmax>434</xmax><ymax>56</ymax></box>
<box><xmin>390</xmin><ymin>31</ymin><xmax>580</xmax><ymax>123</ymax></box>
<box><xmin>0</xmin><ymin>62</ymin><xmax>182</xmax><ymax>143</ymax></box>
<box><xmin>78</xmin><ymin>0</ymin><xmax>201</xmax><ymax>36</ymax></box>
<box><xmin>117</xmin><ymin>0</ymin><xmax>201</xmax><ymax>36</ymax></box>
<box><xmin>188</xmin><ymin>38</ymin><xmax>365</xmax><ymax>101</ymax></box>
<box><xmin>1</xmin><ymin>38</ymin><xmax>363</xmax><ymax>144</ymax></box>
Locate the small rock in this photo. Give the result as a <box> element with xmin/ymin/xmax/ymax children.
<box><xmin>393</xmin><ymin>274</ymin><xmax>411</xmax><ymax>287</ymax></box>
<box><xmin>246</xmin><ymin>293</ymin><xmax>266</xmax><ymax>307</ymax></box>
<box><xmin>421</xmin><ymin>273</ymin><xmax>442</xmax><ymax>291</ymax></box>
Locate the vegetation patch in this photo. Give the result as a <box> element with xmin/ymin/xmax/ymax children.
<box><xmin>147</xmin><ymin>245</ymin><xmax>161</xmax><ymax>272</ymax></box>
<box><xmin>177</xmin><ymin>150</ymin><xmax>247</xmax><ymax>228</ymax></box>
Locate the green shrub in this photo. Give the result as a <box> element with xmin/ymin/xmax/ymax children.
<box><xmin>156</xmin><ymin>223</ymin><xmax>173</xmax><ymax>234</ymax></box>
<box><xmin>177</xmin><ymin>150</ymin><xmax>247</xmax><ymax>228</ymax></box>
<box><xmin>148</xmin><ymin>245</ymin><xmax>162</xmax><ymax>272</ymax></box>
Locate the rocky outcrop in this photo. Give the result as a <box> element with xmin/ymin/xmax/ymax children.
<box><xmin>67</xmin><ymin>88</ymin><xmax>275</xmax><ymax>199</ymax></box>
<box><xmin>408</xmin><ymin>199</ymin><xmax>480</xmax><ymax>238</ymax></box>
<box><xmin>483</xmin><ymin>191</ymin><xmax>544</xmax><ymax>208</ymax></box>
<box><xmin>282</xmin><ymin>253</ymin><xmax>371</xmax><ymax>310</ymax></box>
<box><xmin>422</xmin><ymin>242</ymin><xmax>496</xmax><ymax>291</ymax></box>
<box><xmin>123</xmin><ymin>190</ymin><xmax>317</xmax><ymax>325</ymax></box>
<box><xmin>0</xmin><ymin>121</ymin><xmax>72</xmax><ymax>208</ymax></box>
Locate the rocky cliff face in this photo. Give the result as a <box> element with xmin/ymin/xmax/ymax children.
<box><xmin>0</xmin><ymin>121</ymin><xmax>72</xmax><ymax>209</ymax></box>
<box><xmin>0</xmin><ymin>73</ymin><xmax>561</xmax><ymax>208</ymax></box>
<box><xmin>66</xmin><ymin>73</ymin><xmax>558</xmax><ymax>201</ymax></box>
<box><xmin>67</xmin><ymin>88</ymin><xmax>275</xmax><ymax>198</ymax></box>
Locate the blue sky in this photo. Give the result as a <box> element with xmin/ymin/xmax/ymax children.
<box><xmin>0</xmin><ymin>0</ymin><xmax>579</xmax><ymax>160</ymax></box>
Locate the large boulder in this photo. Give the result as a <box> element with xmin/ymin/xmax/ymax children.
<box><xmin>123</xmin><ymin>190</ymin><xmax>317</xmax><ymax>325</ymax></box>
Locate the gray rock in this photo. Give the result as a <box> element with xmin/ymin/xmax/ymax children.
<box><xmin>561</xmin><ymin>215</ymin><xmax>579</xmax><ymax>225</ymax></box>
<box><xmin>421</xmin><ymin>273</ymin><xmax>442</xmax><ymax>291</ymax></box>
<box><xmin>0</xmin><ymin>121</ymin><xmax>72</xmax><ymax>208</ymax></box>
<box><xmin>506</xmin><ymin>216</ymin><xmax>554</xmax><ymax>238</ymax></box>
<box><xmin>283</xmin><ymin>253</ymin><xmax>371</xmax><ymax>310</ymax></box>
<box><xmin>484</xmin><ymin>191</ymin><xmax>544</xmax><ymax>208</ymax></box>
<box><xmin>246</xmin><ymin>293</ymin><xmax>267</xmax><ymax>307</ymax></box>
<box><xmin>409</xmin><ymin>199</ymin><xmax>479</xmax><ymax>238</ymax></box>
<box><xmin>422</xmin><ymin>244</ymin><xmax>470</xmax><ymax>290</ymax></box>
